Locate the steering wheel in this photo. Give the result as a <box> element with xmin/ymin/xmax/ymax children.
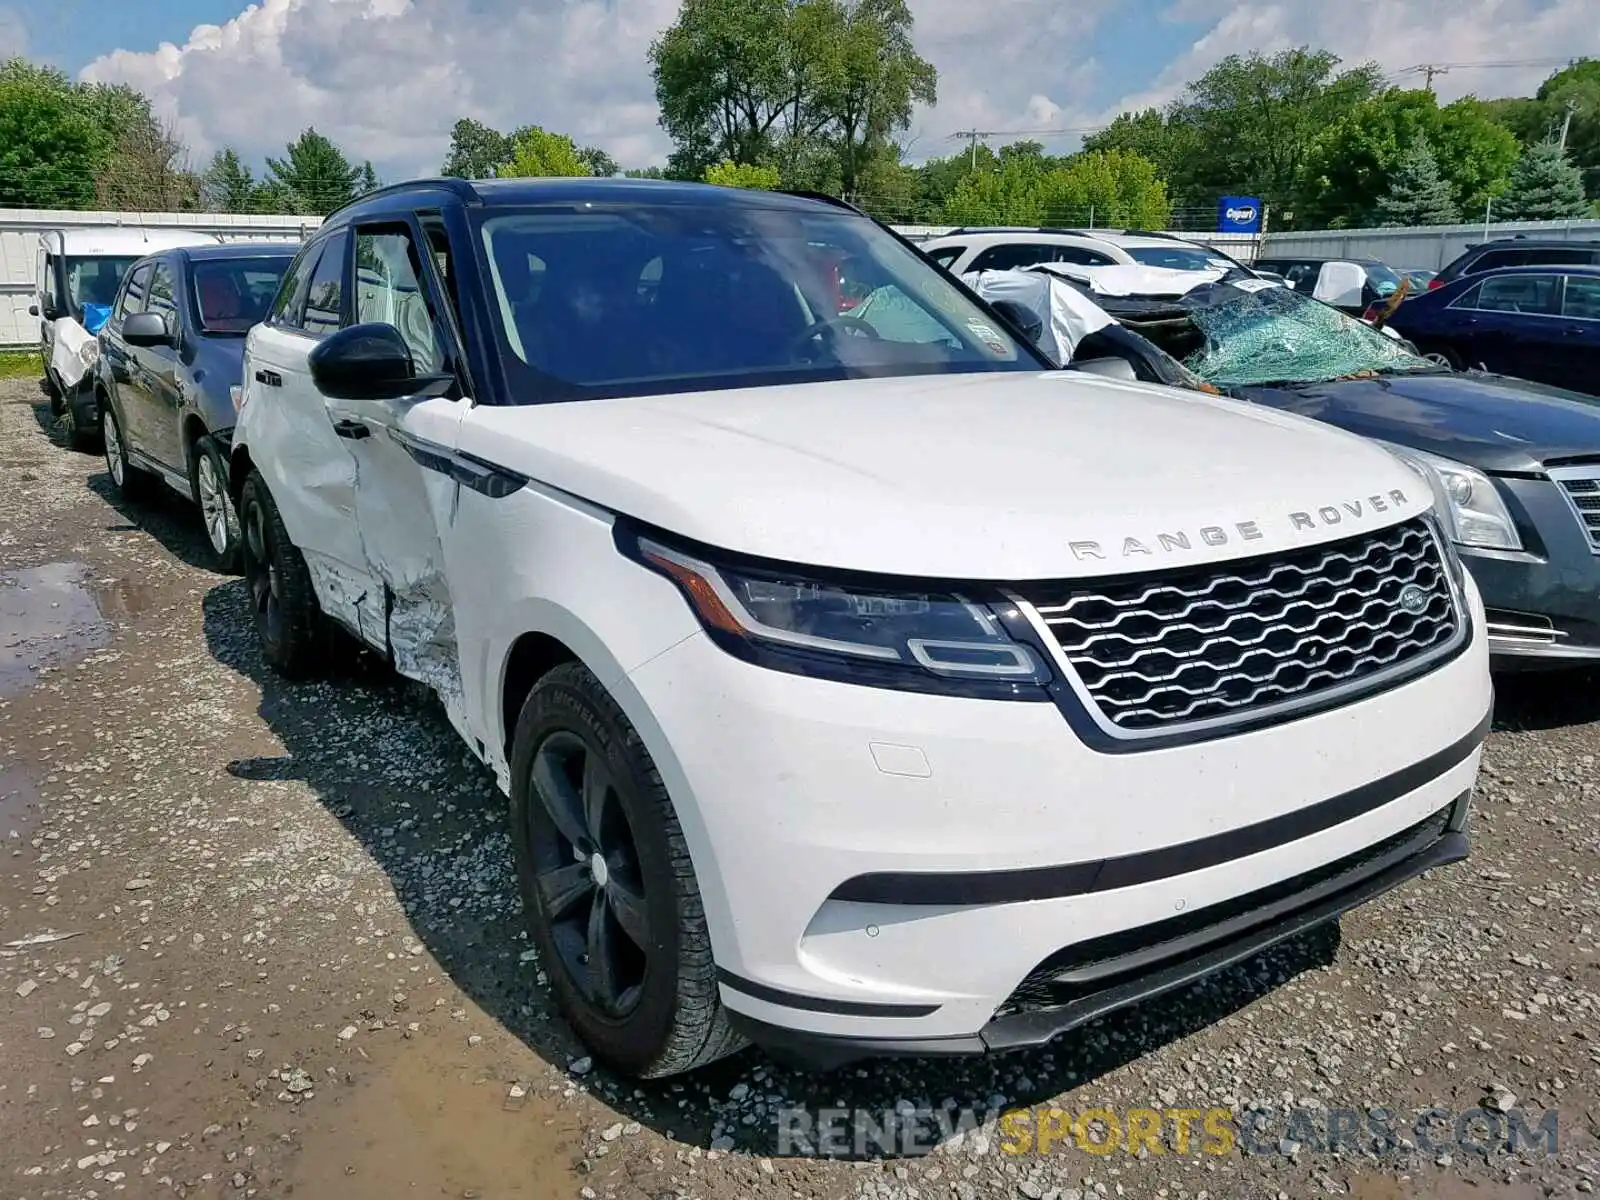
<box><xmin>788</xmin><ymin>315</ymin><xmax>882</xmax><ymax>358</ymax></box>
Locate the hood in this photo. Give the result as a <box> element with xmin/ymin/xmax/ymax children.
<box><xmin>459</xmin><ymin>371</ymin><xmax>1431</xmax><ymax>580</ymax></box>
<box><xmin>1235</xmin><ymin>371</ymin><xmax>1600</xmax><ymax>475</ymax></box>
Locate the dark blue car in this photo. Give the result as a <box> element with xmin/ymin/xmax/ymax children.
<box><xmin>1384</xmin><ymin>264</ymin><xmax>1600</xmax><ymax>396</ymax></box>
<box><xmin>93</xmin><ymin>242</ymin><xmax>297</xmax><ymax>571</ymax></box>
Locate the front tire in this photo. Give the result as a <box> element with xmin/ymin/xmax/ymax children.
<box><xmin>101</xmin><ymin>401</ymin><xmax>153</xmax><ymax>501</ymax></box>
<box><xmin>191</xmin><ymin>435</ymin><xmax>242</xmax><ymax>574</ymax></box>
<box><xmin>239</xmin><ymin>470</ymin><xmax>329</xmax><ymax>680</ymax></box>
<box><xmin>508</xmin><ymin>663</ymin><xmax>742</xmax><ymax>1078</ymax></box>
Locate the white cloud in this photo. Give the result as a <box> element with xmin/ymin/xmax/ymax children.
<box><xmin>1102</xmin><ymin>0</ymin><xmax>1597</xmax><ymax>121</ymax></box>
<box><xmin>75</xmin><ymin>0</ymin><xmax>1597</xmax><ymax>179</ymax></box>
<box><xmin>80</xmin><ymin>0</ymin><xmax>679</xmax><ymax>176</ymax></box>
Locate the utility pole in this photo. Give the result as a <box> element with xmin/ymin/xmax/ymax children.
<box><xmin>1419</xmin><ymin>64</ymin><xmax>1448</xmax><ymax>93</ymax></box>
<box><xmin>1559</xmin><ymin>99</ymin><xmax>1579</xmax><ymax>151</ymax></box>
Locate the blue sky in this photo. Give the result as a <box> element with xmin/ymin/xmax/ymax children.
<box><xmin>2</xmin><ymin>0</ymin><xmax>1591</xmax><ymax>190</ymax></box>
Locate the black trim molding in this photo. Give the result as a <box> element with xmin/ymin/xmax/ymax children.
<box><xmin>829</xmin><ymin>706</ymin><xmax>1492</xmax><ymax>907</ymax></box>
<box><xmin>714</xmin><ymin>968</ymin><xmax>939</xmax><ymax>1018</ymax></box>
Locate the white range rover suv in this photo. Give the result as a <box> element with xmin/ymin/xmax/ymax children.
<box><xmin>229</xmin><ymin>178</ymin><xmax>1491</xmax><ymax>1078</ymax></box>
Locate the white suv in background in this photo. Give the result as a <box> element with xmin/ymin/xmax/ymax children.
<box><xmin>921</xmin><ymin>227</ymin><xmax>1254</xmax><ymax>276</ymax></box>
<box><xmin>230</xmin><ymin>178</ymin><xmax>1490</xmax><ymax>1079</ymax></box>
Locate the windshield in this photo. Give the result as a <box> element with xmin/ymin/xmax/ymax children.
<box><xmin>64</xmin><ymin>255</ymin><xmax>139</xmax><ymax>314</ymax></box>
<box><xmin>192</xmin><ymin>257</ymin><xmax>291</xmax><ymax>334</ymax></box>
<box><xmin>1177</xmin><ymin>281</ymin><xmax>1439</xmax><ymax>387</ymax></box>
<box><xmin>1124</xmin><ymin>245</ymin><xmax>1239</xmax><ymax>272</ymax></box>
<box><xmin>474</xmin><ymin>203</ymin><xmax>1042</xmax><ymax>402</ymax></box>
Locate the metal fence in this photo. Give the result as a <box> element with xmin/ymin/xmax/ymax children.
<box><xmin>1</xmin><ymin>208</ymin><xmax>322</xmax><ymax>349</ymax></box>
<box><xmin>1251</xmin><ymin>217</ymin><xmax>1600</xmax><ymax>271</ymax></box>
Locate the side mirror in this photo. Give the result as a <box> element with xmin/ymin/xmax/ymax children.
<box><xmin>308</xmin><ymin>323</ymin><xmax>452</xmax><ymax>401</ymax></box>
<box><xmin>123</xmin><ymin>312</ymin><xmax>174</xmax><ymax>347</ymax></box>
<box><xmin>989</xmin><ymin>298</ymin><xmax>1045</xmax><ymax>346</ymax></box>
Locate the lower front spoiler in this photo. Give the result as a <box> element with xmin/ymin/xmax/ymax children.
<box><xmin>733</xmin><ymin>792</ymin><xmax>1472</xmax><ymax>1073</ymax></box>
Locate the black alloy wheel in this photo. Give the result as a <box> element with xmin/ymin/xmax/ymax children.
<box><xmin>527</xmin><ymin>729</ymin><xmax>651</xmax><ymax>1017</ymax></box>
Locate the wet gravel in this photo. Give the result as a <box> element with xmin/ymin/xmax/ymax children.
<box><xmin>3</xmin><ymin>375</ymin><xmax>1600</xmax><ymax>1199</ymax></box>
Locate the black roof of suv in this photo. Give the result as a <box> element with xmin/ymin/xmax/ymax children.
<box><xmin>1434</xmin><ymin>238</ymin><xmax>1600</xmax><ymax>287</ymax></box>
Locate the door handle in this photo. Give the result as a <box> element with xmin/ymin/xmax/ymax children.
<box><xmin>254</xmin><ymin>369</ymin><xmax>281</xmax><ymax>387</ymax></box>
<box><xmin>333</xmin><ymin>418</ymin><xmax>371</xmax><ymax>440</ymax></box>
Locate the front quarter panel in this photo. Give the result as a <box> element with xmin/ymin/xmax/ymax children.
<box><xmin>446</xmin><ymin>478</ymin><xmax>704</xmax><ymax>784</ymax></box>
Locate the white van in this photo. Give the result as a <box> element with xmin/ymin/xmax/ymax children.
<box><xmin>33</xmin><ymin>226</ymin><xmax>220</xmax><ymax>448</ymax></box>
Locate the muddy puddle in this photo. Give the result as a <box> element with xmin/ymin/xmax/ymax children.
<box><xmin>0</xmin><ymin>561</ymin><xmax>122</xmax><ymax>698</ymax></box>
<box><xmin>0</xmin><ymin>762</ymin><xmax>39</xmax><ymax>841</ymax></box>
<box><xmin>287</xmin><ymin>1038</ymin><xmax>587</xmax><ymax>1199</ymax></box>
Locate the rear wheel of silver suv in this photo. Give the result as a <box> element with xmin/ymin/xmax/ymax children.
<box><xmin>508</xmin><ymin>663</ymin><xmax>743</xmax><ymax>1078</ymax></box>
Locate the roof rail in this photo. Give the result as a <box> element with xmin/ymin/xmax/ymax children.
<box><xmin>322</xmin><ymin>175</ymin><xmax>482</xmax><ymax>221</ymax></box>
<box><xmin>1114</xmin><ymin>229</ymin><xmax>1190</xmax><ymax>242</ymax></box>
<box><xmin>945</xmin><ymin>225</ymin><xmax>1101</xmax><ymax>237</ymax></box>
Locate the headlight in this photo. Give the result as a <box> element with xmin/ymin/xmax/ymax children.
<box><xmin>1378</xmin><ymin>442</ymin><xmax>1521</xmax><ymax>551</ymax></box>
<box><xmin>78</xmin><ymin>340</ymin><xmax>100</xmax><ymax>369</ymax></box>
<box><xmin>635</xmin><ymin>537</ymin><xmax>1051</xmax><ymax>698</ymax></box>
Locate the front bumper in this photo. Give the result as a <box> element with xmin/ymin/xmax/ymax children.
<box><xmin>734</xmin><ymin>791</ymin><xmax>1472</xmax><ymax>1070</ymax></box>
<box><xmin>621</xmin><ymin>572</ymin><xmax>1492</xmax><ymax>1054</ymax></box>
<box><xmin>1465</xmin><ymin>476</ymin><xmax>1600</xmax><ymax>666</ymax></box>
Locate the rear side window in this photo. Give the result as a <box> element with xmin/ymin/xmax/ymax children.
<box><xmin>1468</xmin><ymin>274</ymin><xmax>1561</xmax><ymax>315</ymax></box>
<box><xmin>926</xmin><ymin>246</ymin><xmax>965</xmax><ymax>268</ymax></box>
<box><xmin>970</xmin><ymin>243</ymin><xmax>1067</xmax><ymax>272</ymax></box>
<box><xmin>267</xmin><ymin>240</ymin><xmax>324</xmax><ymax>329</ymax></box>
<box><xmin>1055</xmin><ymin>246</ymin><xmax>1116</xmax><ymax>266</ymax></box>
<box><xmin>301</xmin><ymin>233</ymin><xmax>349</xmax><ymax>335</ymax></box>
<box><xmin>1563</xmin><ymin>276</ymin><xmax>1600</xmax><ymax>320</ymax></box>
<box><xmin>1473</xmin><ymin>248</ymin><xmax>1591</xmax><ymax>273</ymax></box>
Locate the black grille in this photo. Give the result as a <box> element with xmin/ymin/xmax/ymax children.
<box><xmin>997</xmin><ymin>804</ymin><xmax>1455</xmax><ymax>1018</ymax></box>
<box><xmin>1023</xmin><ymin>519</ymin><xmax>1459</xmax><ymax>731</ymax></box>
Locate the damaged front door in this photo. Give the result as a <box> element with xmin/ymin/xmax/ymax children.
<box><xmin>330</xmin><ymin>220</ymin><xmax>468</xmax><ymax>707</ymax></box>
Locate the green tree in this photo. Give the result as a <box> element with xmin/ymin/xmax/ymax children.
<box><xmin>1497</xmin><ymin>138</ymin><xmax>1590</xmax><ymax>220</ymax></box>
<box><xmin>1298</xmin><ymin>90</ymin><xmax>1516</xmax><ymax>226</ymax></box>
<box><xmin>356</xmin><ymin>161</ymin><xmax>380</xmax><ymax>194</ymax></box>
<box><xmin>500</xmin><ymin>125</ymin><xmax>592</xmax><ymax>177</ymax></box>
<box><xmin>265</xmin><ymin>127</ymin><xmax>363</xmax><ymax>214</ymax></box>
<box><xmin>0</xmin><ymin>62</ymin><xmax>100</xmax><ymax>207</ymax></box>
<box><xmin>650</xmin><ymin>0</ymin><xmax>935</xmax><ymax>192</ymax></box>
<box><xmin>1171</xmin><ymin>47</ymin><xmax>1386</xmax><ymax>226</ymax></box>
<box><xmin>1081</xmin><ymin>108</ymin><xmax>1204</xmax><ymax>207</ymax></box>
<box><xmin>578</xmin><ymin>146</ymin><xmax>620</xmax><ymax>177</ymax></box>
<box><xmin>809</xmin><ymin>0</ymin><xmax>935</xmax><ymax>195</ymax></box>
<box><xmin>94</xmin><ymin>114</ymin><xmax>198</xmax><ymax>211</ymax></box>
<box><xmin>442</xmin><ymin>117</ymin><xmax>514</xmax><ymax>178</ymax></box>
<box><xmin>199</xmin><ymin>148</ymin><xmax>257</xmax><ymax>212</ymax></box>
<box><xmin>939</xmin><ymin>149</ymin><xmax>1169</xmax><ymax>229</ymax></box>
<box><xmin>624</xmin><ymin>165</ymin><xmax>668</xmax><ymax>179</ymax></box>
<box><xmin>703</xmin><ymin>159</ymin><xmax>781</xmax><ymax>188</ymax></box>
<box><xmin>1373</xmin><ymin>132</ymin><xmax>1458</xmax><ymax>226</ymax></box>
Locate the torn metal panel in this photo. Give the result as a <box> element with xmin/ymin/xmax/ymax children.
<box><xmin>387</xmin><ymin>572</ymin><xmax>462</xmax><ymax>699</ymax></box>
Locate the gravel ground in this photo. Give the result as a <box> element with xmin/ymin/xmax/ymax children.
<box><xmin>3</xmin><ymin>373</ymin><xmax>1600</xmax><ymax>1200</ymax></box>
